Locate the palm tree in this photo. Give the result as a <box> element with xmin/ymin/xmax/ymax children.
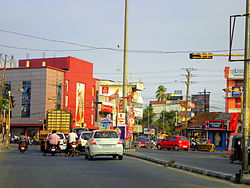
<box><xmin>155</xmin><ymin>85</ymin><xmax>169</xmax><ymax>101</ymax></box>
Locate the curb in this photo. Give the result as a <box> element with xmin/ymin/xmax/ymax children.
<box><xmin>124</xmin><ymin>152</ymin><xmax>250</xmax><ymax>184</ymax></box>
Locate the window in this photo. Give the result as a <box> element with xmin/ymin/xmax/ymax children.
<box><xmin>3</xmin><ymin>81</ymin><xmax>11</xmax><ymax>99</ymax></box>
<box><xmin>26</xmin><ymin>61</ymin><xmax>30</xmax><ymax>67</ymax></box>
<box><xmin>42</xmin><ymin>61</ymin><xmax>46</xmax><ymax>66</ymax></box>
<box><xmin>94</xmin><ymin>131</ymin><xmax>118</xmax><ymax>138</ymax></box>
<box><xmin>57</xmin><ymin>83</ymin><xmax>62</xmax><ymax>109</ymax></box>
<box><xmin>65</xmin><ymin>96</ymin><xmax>68</xmax><ymax>107</ymax></box>
<box><xmin>21</xmin><ymin>81</ymin><xmax>31</xmax><ymax>118</ymax></box>
<box><xmin>65</xmin><ymin>80</ymin><xmax>69</xmax><ymax>92</ymax></box>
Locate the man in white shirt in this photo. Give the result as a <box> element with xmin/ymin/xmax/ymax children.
<box><xmin>65</xmin><ymin>130</ymin><xmax>78</xmax><ymax>155</ymax></box>
<box><xmin>67</xmin><ymin>130</ymin><xmax>78</xmax><ymax>144</ymax></box>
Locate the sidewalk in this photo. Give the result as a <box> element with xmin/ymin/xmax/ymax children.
<box><xmin>124</xmin><ymin>149</ymin><xmax>250</xmax><ymax>185</ymax></box>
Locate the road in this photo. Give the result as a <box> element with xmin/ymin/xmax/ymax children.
<box><xmin>135</xmin><ymin>148</ymin><xmax>244</xmax><ymax>176</ymax></box>
<box><xmin>0</xmin><ymin>145</ymin><xmax>248</xmax><ymax>188</ymax></box>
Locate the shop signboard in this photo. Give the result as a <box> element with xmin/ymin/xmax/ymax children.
<box><xmin>102</xmin><ymin>86</ymin><xmax>109</xmax><ymax>95</ymax></box>
<box><xmin>204</xmin><ymin>120</ymin><xmax>225</xmax><ymax>130</ymax></box>
<box><xmin>117</xmin><ymin>113</ymin><xmax>126</xmax><ymax>126</ymax></box>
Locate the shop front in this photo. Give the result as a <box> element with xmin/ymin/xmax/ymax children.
<box><xmin>204</xmin><ymin>120</ymin><xmax>227</xmax><ymax>151</ymax></box>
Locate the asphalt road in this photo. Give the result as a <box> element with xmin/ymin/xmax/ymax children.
<box><xmin>0</xmin><ymin>145</ymin><xmax>248</xmax><ymax>188</ymax></box>
<box><xmin>135</xmin><ymin>148</ymin><xmax>244</xmax><ymax>175</ymax></box>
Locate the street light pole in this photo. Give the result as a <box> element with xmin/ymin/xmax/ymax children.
<box><xmin>122</xmin><ymin>0</ymin><xmax>128</xmax><ymax>115</ymax></box>
<box><xmin>6</xmin><ymin>91</ymin><xmax>11</xmax><ymax>148</ymax></box>
<box><xmin>241</xmin><ymin>0</ymin><xmax>250</xmax><ymax>181</ymax></box>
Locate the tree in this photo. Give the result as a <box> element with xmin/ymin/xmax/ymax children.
<box><xmin>0</xmin><ymin>98</ymin><xmax>8</xmax><ymax>110</ymax></box>
<box><xmin>157</xmin><ymin>110</ymin><xmax>177</xmax><ymax>135</ymax></box>
<box><xmin>155</xmin><ymin>85</ymin><xmax>170</xmax><ymax>101</ymax></box>
<box><xmin>141</xmin><ymin>106</ymin><xmax>155</xmax><ymax>126</ymax></box>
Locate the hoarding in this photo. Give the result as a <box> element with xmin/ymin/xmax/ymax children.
<box><xmin>204</xmin><ymin>120</ymin><xmax>225</xmax><ymax>130</ymax></box>
<box><xmin>75</xmin><ymin>83</ymin><xmax>85</xmax><ymax>127</ymax></box>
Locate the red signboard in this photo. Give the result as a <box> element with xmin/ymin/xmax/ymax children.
<box><xmin>100</xmin><ymin>104</ymin><xmax>113</xmax><ymax>113</ymax></box>
<box><xmin>204</xmin><ymin>120</ymin><xmax>225</xmax><ymax>130</ymax></box>
<box><xmin>102</xmin><ymin>86</ymin><xmax>109</xmax><ymax>94</ymax></box>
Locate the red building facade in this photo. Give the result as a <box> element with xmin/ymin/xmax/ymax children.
<box><xmin>16</xmin><ymin>57</ymin><xmax>98</xmax><ymax>132</ymax></box>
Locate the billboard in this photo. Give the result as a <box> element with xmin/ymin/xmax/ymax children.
<box><xmin>204</xmin><ymin>120</ymin><xmax>225</xmax><ymax>130</ymax></box>
<box><xmin>191</xmin><ymin>94</ymin><xmax>210</xmax><ymax>114</ymax></box>
<box><xmin>75</xmin><ymin>83</ymin><xmax>85</xmax><ymax>127</ymax></box>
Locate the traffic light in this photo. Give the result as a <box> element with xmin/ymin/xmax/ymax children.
<box><xmin>189</xmin><ymin>53</ymin><xmax>213</xmax><ymax>59</ymax></box>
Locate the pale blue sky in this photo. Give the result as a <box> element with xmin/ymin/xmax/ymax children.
<box><xmin>0</xmin><ymin>0</ymin><xmax>246</xmax><ymax>111</ymax></box>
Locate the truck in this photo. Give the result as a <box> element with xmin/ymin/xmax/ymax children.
<box><xmin>40</xmin><ymin>109</ymin><xmax>72</xmax><ymax>151</ymax></box>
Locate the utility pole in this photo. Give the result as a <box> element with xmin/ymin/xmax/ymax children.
<box><xmin>6</xmin><ymin>91</ymin><xmax>11</xmax><ymax>148</ymax></box>
<box><xmin>241</xmin><ymin>0</ymin><xmax>250</xmax><ymax>181</ymax></box>
<box><xmin>122</xmin><ymin>0</ymin><xmax>129</xmax><ymax>115</ymax></box>
<box><xmin>184</xmin><ymin>68</ymin><xmax>193</xmax><ymax>136</ymax></box>
<box><xmin>1</xmin><ymin>55</ymin><xmax>7</xmax><ymax>139</ymax></box>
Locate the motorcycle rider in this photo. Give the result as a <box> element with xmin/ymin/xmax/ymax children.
<box><xmin>44</xmin><ymin>130</ymin><xmax>60</xmax><ymax>155</ymax></box>
<box><xmin>66</xmin><ymin>129</ymin><xmax>78</xmax><ymax>154</ymax></box>
<box><xmin>18</xmin><ymin>133</ymin><xmax>28</xmax><ymax>150</ymax></box>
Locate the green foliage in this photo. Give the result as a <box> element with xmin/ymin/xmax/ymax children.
<box><xmin>155</xmin><ymin>85</ymin><xmax>170</xmax><ymax>101</ymax></box>
<box><xmin>141</xmin><ymin>106</ymin><xmax>155</xmax><ymax>126</ymax></box>
<box><xmin>157</xmin><ymin>110</ymin><xmax>177</xmax><ymax>135</ymax></box>
<box><xmin>0</xmin><ymin>98</ymin><xmax>9</xmax><ymax>110</ymax></box>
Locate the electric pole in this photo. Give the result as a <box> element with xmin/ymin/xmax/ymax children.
<box><xmin>122</xmin><ymin>0</ymin><xmax>128</xmax><ymax>115</ymax></box>
<box><xmin>184</xmin><ymin>68</ymin><xmax>193</xmax><ymax>136</ymax></box>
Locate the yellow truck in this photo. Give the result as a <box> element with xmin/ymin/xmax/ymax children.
<box><xmin>39</xmin><ymin>109</ymin><xmax>72</xmax><ymax>151</ymax></box>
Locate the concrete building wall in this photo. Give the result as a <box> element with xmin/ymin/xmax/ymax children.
<box><xmin>2</xmin><ymin>67</ymin><xmax>64</xmax><ymax>126</ymax></box>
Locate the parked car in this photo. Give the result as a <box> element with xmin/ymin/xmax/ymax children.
<box><xmin>156</xmin><ymin>135</ymin><xmax>190</xmax><ymax>151</ymax></box>
<box><xmin>46</xmin><ymin>132</ymin><xmax>67</xmax><ymax>151</ymax></box>
<box><xmin>85</xmin><ymin>130</ymin><xmax>124</xmax><ymax>160</ymax></box>
<box><xmin>77</xmin><ymin>131</ymin><xmax>92</xmax><ymax>152</ymax></box>
<box><xmin>136</xmin><ymin>137</ymin><xmax>151</xmax><ymax>148</ymax></box>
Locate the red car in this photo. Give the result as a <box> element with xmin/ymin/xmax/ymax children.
<box><xmin>156</xmin><ymin>135</ymin><xmax>190</xmax><ymax>151</ymax></box>
<box><xmin>137</xmin><ymin>137</ymin><xmax>151</xmax><ymax>148</ymax></box>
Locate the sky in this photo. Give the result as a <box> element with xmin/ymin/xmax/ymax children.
<box><xmin>0</xmin><ymin>0</ymin><xmax>247</xmax><ymax>111</ymax></box>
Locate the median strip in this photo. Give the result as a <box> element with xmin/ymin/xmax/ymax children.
<box><xmin>124</xmin><ymin>152</ymin><xmax>239</xmax><ymax>184</ymax></box>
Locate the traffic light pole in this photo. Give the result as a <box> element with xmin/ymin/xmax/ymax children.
<box><xmin>241</xmin><ymin>0</ymin><xmax>250</xmax><ymax>182</ymax></box>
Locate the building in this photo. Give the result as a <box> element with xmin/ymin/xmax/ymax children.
<box><xmin>98</xmin><ymin>80</ymin><xmax>144</xmax><ymax>125</ymax></box>
<box><xmin>191</xmin><ymin>91</ymin><xmax>210</xmax><ymax>114</ymax></box>
<box><xmin>98</xmin><ymin>80</ymin><xmax>144</xmax><ymax>139</ymax></box>
<box><xmin>224</xmin><ymin>67</ymin><xmax>243</xmax><ymax>113</ymax></box>
<box><xmin>187</xmin><ymin>112</ymin><xmax>230</xmax><ymax>151</ymax></box>
<box><xmin>0</xmin><ymin>57</ymin><xmax>98</xmax><ymax>136</ymax></box>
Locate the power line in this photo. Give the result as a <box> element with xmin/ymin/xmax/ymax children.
<box><xmin>0</xmin><ymin>29</ymin><xmax>244</xmax><ymax>54</ymax></box>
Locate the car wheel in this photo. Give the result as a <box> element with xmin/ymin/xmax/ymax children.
<box><xmin>184</xmin><ymin>149</ymin><xmax>188</xmax><ymax>151</ymax></box>
<box><xmin>157</xmin><ymin>145</ymin><xmax>162</xmax><ymax>150</ymax></box>
<box><xmin>174</xmin><ymin>145</ymin><xmax>179</xmax><ymax>151</ymax></box>
<box><xmin>118</xmin><ymin>155</ymin><xmax>123</xmax><ymax>160</ymax></box>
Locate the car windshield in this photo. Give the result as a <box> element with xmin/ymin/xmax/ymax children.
<box><xmin>179</xmin><ymin>137</ymin><xmax>188</xmax><ymax>140</ymax></box>
<box><xmin>48</xmin><ymin>133</ymin><xmax>64</xmax><ymax>139</ymax></box>
<box><xmin>81</xmin><ymin>133</ymin><xmax>91</xmax><ymax>140</ymax></box>
<box><xmin>94</xmin><ymin>131</ymin><xmax>118</xmax><ymax>138</ymax></box>
<box><xmin>138</xmin><ymin>137</ymin><xmax>150</xmax><ymax>142</ymax></box>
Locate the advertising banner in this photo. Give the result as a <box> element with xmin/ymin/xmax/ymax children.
<box><xmin>204</xmin><ymin>120</ymin><xmax>225</xmax><ymax>130</ymax></box>
<box><xmin>117</xmin><ymin>113</ymin><xmax>126</xmax><ymax>126</ymax></box>
<box><xmin>75</xmin><ymin>83</ymin><xmax>85</xmax><ymax>127</ymax></box>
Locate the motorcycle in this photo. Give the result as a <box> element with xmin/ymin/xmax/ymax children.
<box><xmin>66</xmin><ymin>141</ymin><xmax>79</xmax><ymax>157</ymax></box>
<box><xmin>43</xmin><ymin>144</ymin><xmax>60</xmax><ymax>156</ymax></box>
<box><xmin>190</xmin><ymin>140</ymin><xmax>197</xmax><ymax>151</ymax></box>
<box><xmin>19</xmin><ymin>141</ymin><xmax>28</xmax><ymax>154</ymax></box>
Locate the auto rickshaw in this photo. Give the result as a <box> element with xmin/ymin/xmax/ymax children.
<box><xmin>229</xmin><ymin>135</ymin><xmax>250</xmax><ymax>163</ymax></box>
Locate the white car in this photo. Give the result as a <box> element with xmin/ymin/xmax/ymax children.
<box><xmin>77</xmin><ymin>131</ymin><xmax>92</xmax><ymax>152</ymax></box>
<box><xmin>85</xmin><ymin>130</ymin><xmax>124</xmax><ymax>160</ymax></box>
<box><xmin>47</xmin><ymin>132</ymin><xmax>67</xmax><ymax>151</ymax></box>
